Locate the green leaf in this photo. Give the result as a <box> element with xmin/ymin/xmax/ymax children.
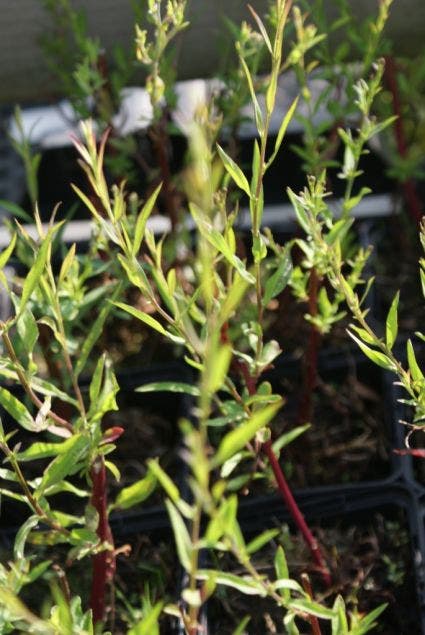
<box><xmin>16</xmin><ymin>308</ymin><xmax>38</xmax><ymax>355</ymax></box>
<box><xmin>147</xmin><ymin>458</ymin><xmax>180</xmax><ymax>504</ymax></box>
<box><xmin>272</xmin><ymin>424</ymin><xmax>310</xmax><ymax>455</ymax></box>
<box><xmin>325</xmin><ymin>218</ymin><xmax>353</xmax><ymax>246</ymax></box>
<box><xmin>355</xmin><ymin>602</ymin><xmax>388</xmax><ymax>632</ymax></box>
<box><xmin>218</xmin><ymin>273</ymin><xmax>250</xmax><ymax>325</ymax></box>
<box><xmin>252</xmin><ymin>233</ymin><xmax>267</xmax><ymax>264</ymax></box>
<box><xmin>232</xmin><ymin>616</ymin><xmax>251</xmax><ymax>635</ymax></box>
<box><xmin>0</xmin><ymin>387</ymin><xmax>35</xmax><ymax>431</ymax></box>
<box><xmin>251</xmin><ymin>139</ymin><xmax>261</xmax><ymax>196</ymax></box>
<box><xmin>248</xmin><ymin>4</ymin><xmax>272</xmax><ymax>53</ymax></box>
<box><xmin>19</xmin><ymin>223</ymin><xmax>63</xmax><ymax>317</ymax></box>
<box><xmin>36</xmin><ymin>434</ymin><xmax>88</xmax><ymax>497</ymax></box>
<box><xmin>246</xmin><ymin>528</ymin><xmax>280</xmax><ymax>554</ymax></box>
<box><xmin>136</xmin><ymin>382</ymin><xmax>200</xmax><ymax>397</ymax></box>
<box><xmin>114</xmin><ymin>470</ymin><xmax>157</xmax><ymax>510</ymax></box>
<box><xmin>263</xmin><ymin>248</ymin><xmax>292</xmax><ymax>306</ymax></box>
<box><xmin>348</xmin><ymin>333</ymin><xmax>395</xmax><ymax>371</ymax></box>
<box><xmin>267</xmin><ymin>96</ymin><xmax>299</xmax><ymax>168</ymax></box>
<box><xmin>274</xmin><ymin>545</ymin><xmax>290</xmax><ymax>601</ymax></box>
<box><xmin>128</xmin><ymin>601</ymin><xmax>164</xmax><ymax>635</ymax></box>
<box><xmin>217</xmin><ymin>145</ymin><xmax>251</xmax><ymax>197</ymax></box>
<box><xmin>205</xmin><ymin>343</ymin><xmax>232</xmax><ymax>394</ymax></box>
<box><xmin>212</xmin><ymin>400</ymin><xmax>283</xmax><ymax>467</ymax></box>
<box><xmin>165</xmin><ymin>500</ymin><xmax>192</xmax><ymax>572</ymax></box>
<box><xmin>407</xmin><ymin>339</ymin><xmax>424</xmax><ymax>383</ymax></box>
<box><xmin>133</xmin><ymin>183</ymin><xmax>162</xmax><ymax>256</ymax></box>
<box><xmin>0</xmin><ymin>232</ymin><xmax>17</xmax><ymax>270</ymax></box>
<box><xmin>89</xmin><ymin>354</ymin><xmax>106</xmax><ymax>406</ymax></box>
<box><xmin>331</xmin><ymin>595</ymin><xmax>349</xmax><ymax>635</ymax></box>
<box><xmin>14</xmin><ymin>515</ymin><xmax>39</xmax><ymax>560</ymax></box>
<box><xmin>197</xmin><ymin>570</ymin><xmax>267</xmax><ymax>597</ymax></box>
<box><xmin>0</xmin><ymin>586</ymin><xmax>54</xmax><ymax>634</ymax></box>
<box><xmin>385</xmin><ymin>291</ymin><xmax>399</xmax><ymax>351</ymax></box>
<box><xmin>76</xmin><ymin>284</ymin><xmax>121</xmax><ymax>376</ymax></box>
<box><xmin>287</xmin><ymin>188</ymin><xmax>309</xmax><ymax>233</ymax></box>
<box><xmin>114</xmin><ymin>301</ymin><xmax>183</xmax><ymax>344</ymax></box>
<box><xmin>289</xmin><ymin>598</ymin><xmax>335</xmax><ymax>619</ymax></box>
<box><xmin>203</xmin><ymin>226</ymin><xmax>255</xmax><ymax>285</ymax></box>
<box><xmin>239</xmin><ymin>56</ymin><xmax>264</xmax><ymax>134</ymax></box>
<box><xmin>348</xmin><ymin>324</ymin><xmax>376</xmax><ymax>346</ymax></box>
<box><xmin>17</xmin><ymin>436</ymin><xmax>84</xmax><ymax>461</ymax></box>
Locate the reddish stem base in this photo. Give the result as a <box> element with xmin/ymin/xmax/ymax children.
<box><xmin>263</xmin><ymin>440</ymin><xmax>332</xmax><ymax>588</ymax></box>
<box><xmin>90</xmin><ymin>457</ymin><xmax>116</xmax><ymax>624</ymax></box>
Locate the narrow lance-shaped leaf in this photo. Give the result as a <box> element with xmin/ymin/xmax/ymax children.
<box><xmin>19</xmin><ymin>223</ymin><xmax>63</xmax><ymax>317</ymax></box>
<box><xmin>14</xmin><ymin>515</ymin><xmax>39</xmax><ymax>561</ymax></box>
<box><xmin>132</xmin><ymin>182</ymin><xmax>162</xmax><ymax>256</ymax></box>
<box><xmin>0</xmin><ymin>232</ymin><xmax>17</xmax><ymax>270</ymax></box>
<box><xmin>114</xmin><ymin>470</ymin><xmax>157</xmax><ymax>510</ymax></box>
<box><xmin>407</xmin><ymin>339</ymin><xmax>424</xmax><ymax>383</ymax></box>
<box><xmin>288</xmin><ymin>598</ymin><xmax>336</xmax><ymax>619</ymax></box>
<box><xmin>0</xmin><ymin>387</ymin><xmax>35</xmax><ymax>431</ymax></box>
<box><xmin>239</xmin><ymin>55</ymin><xmax>264</xmax><ymax>135</ymax></box>
<box><xmin>165</xmin><ymin>500</ymin><xmax>192</xmax><ymax>572</ymax></box>
<box><xmin>212</xmin><ymin>400</ymin><xmax>283</xmax><ymax>467</ymax></box>
<box><xmin>386</xmin><ymin>291</ymin><xmax>399</xmax><ymax>351</ymax></box>
<box><xmin>196</xmin><ymin>570</ymin><xmax>267</xmax><ymax>597</ymax></box>
<box><xmin>217</xmin><ymin>144</ymin><xmax>251</xmax><ymax>198</ymax></box>
<box><xmin>114</xmin><ymin>301</ymin><xmax>184</xmax><ymax>344</ymax></box>
<box><xmin>274</xmin><ymin>545</ymin><xmax>290</xmax><ymax>601</ymax></box>
<box><xmin>272</xmin><ymin>96</ymin><xmax>299</xmax><ymax>163</ymax></box>
<box><xmin>348</xmin><ymin>332</ymin><xmax>396</xmax><ymax>371</ymax></box>
<box><xmin>248</xmin><ymin>4</ymin><xmax>272</xmax><ymax>54</ymax></box>
<box><xmin>263</xmin><ymin>248</ymin><xmax>292</xmax><ymax>306</ymax></box>
<box><xmin>36</xmin><ymin>434</ymin><xmax>88</xmax><ymax>498</ymax></box>
<box><xmin>205</xmin><ymin>343</ymin><xmax>232</xmax><ymax>394</ymax></box>
<box><xmin>75</xmin><ymin>283</ymin><xmax>122</xmax><ymax>377</ymax></box>
<box><xmin>136</xmin><ymin>382</ymin><xmax>200</xmax><ymax>397</ymax></box>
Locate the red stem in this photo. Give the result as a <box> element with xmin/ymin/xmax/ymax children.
<box><xmin>384</xmin><ymin>55</ymin><xmax>423</xmax><ymax>225</ymax></box>
<box><xmin>263</xmin><ymin>440</ymin><xmax>331</xmax><ymax>587</ymax></box>
<box><xmin>298</xmin><ymin>268</ymin><xmax>320</xmax><ymax>425</ymax></box>
<box><xmin>301</xmin><ymin>573</ymin><xmax>323</xmax><ymax>635</ymax></box>
<box><xmin>90</xmin><ymin>456</ymin><xmax>115</xmax><ymax>624</ymax></box>
<box><xmin>239</xmin><ymin>357</ymin><xmax>331</xmax><ymax>587</ymax></box>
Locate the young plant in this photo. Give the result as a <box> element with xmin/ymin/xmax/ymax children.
<box><xmin>0</xmin><ymin>0</ymin><xmax>398</xmax><ymax>632</ymax></box>
<box><xmin>282</xmin><ymin>0</ymin><xmax>394</xmax><ymax>423</ymax></box>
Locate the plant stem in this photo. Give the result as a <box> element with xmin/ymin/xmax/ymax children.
<box><xmin>298</xmin><ymin>267</ymin><xmax>320</xmax><ymax>425</ymax></box>
<box><xmin>301</xmin><ymin>573</ymin><xmax>323</xmax><ymax>635</ymax></box>
<box><xmin>263</xmin><ymin>439</ymin><xmax>331</xmax><ymax>587</ymax></box>
<box><xmin>90</xmin><ymin>456</ymin><xmax>115</xmax><ymax>625</ymax></box>
<box><xmin>239</xmin><ymin>360</ymin><xmax>331</xmax><ymax>587</ymax></box>
<box><xmin>1</xmin><ymin>441</ymin><xmax>68</xmax><ymax>535</ymax></box>
<box><xmin>384</xmin><ymin>55</ymin><xmax>423</xmax><ymax>225</ymax></box>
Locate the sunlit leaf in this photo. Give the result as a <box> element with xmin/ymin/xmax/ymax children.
<box><xmin>136</xmin><ymin>381</ymin><xmax>200</xmax><ymax>396</ymax></box>
<box><xmin>212</xmin><ymin>400</ymin><xmax>283</xmax><ymax>467</ymax></box>
<box><xmin>165</xmin><ymin>500</ymin><xmax>192</xmax><ymax>572</ymax></box>
<box><xmin>36</xmin><ymin>434</ymin><xmax>88</xmax><ymax>497</ymax></box>
<box><xmin>0</xmin><ymin>387</ymin><xmax>35</xmax><ymax>431</ymax></box>
<box><xmin>217</xmin><ymin>145</ymin><xmax>251</xmax><ymax>197</ymax></box>
<box><xmin>114</xmin><ymin>471</ymin><xmax>157</xmax><ymax>510</ymax></box>
<box><xmin>386</xmin><ymin>291</ymin><xmax>399</xmax><ymax>351</ymax></box>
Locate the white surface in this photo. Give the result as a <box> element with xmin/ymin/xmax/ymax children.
<box><xmin>0</xmin><ymin>194</ymin><xmax>394</xmax><ymax>248</ymax></box>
